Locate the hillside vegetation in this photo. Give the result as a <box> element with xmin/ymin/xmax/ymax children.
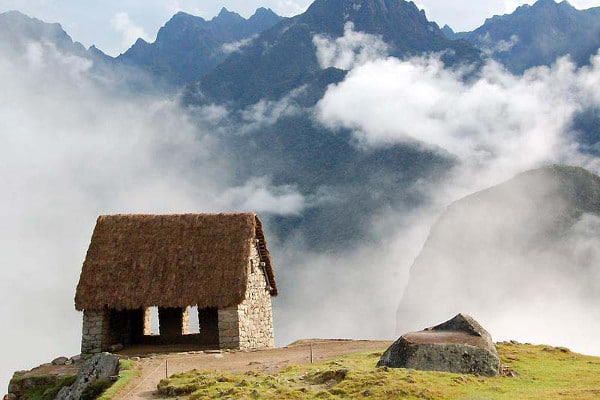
<box><xmin>157</xmin><ymin>342</ymin><xmax>600</xmax><ymax>399</ymax></box>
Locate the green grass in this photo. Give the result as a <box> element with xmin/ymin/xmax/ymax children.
<box><xmin>9</xmin><ymin>359</ymin><xmax>139</xmax><ymax>400</ymax></box>
<box><xmin>14</xmin><ymin>375</ymin><xmax>76</xmax><ymax>400</ymax></box>
<box><xmin>157</xmin><ymin>343</ymin><xmax>600</xmax><ymax>399</ymax></box>
<box><xmin>97</xmin><ymin>359</ymin><xmax>141</xmax><ymax>400</ymax></box>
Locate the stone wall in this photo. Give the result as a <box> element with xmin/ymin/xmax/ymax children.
<box><xmin>218</xmin><ymin>305</ymin><xmax>240</xmax><ymax>349</ymax></box>
<box><xmin>218</xmin><ymin>241</ymin><xmax>274</xmax><ymax>349</ymax></box>
<box><xmin>81</xmin><ymin>310</ymin><xmax>104</xmax><ymax>355</ymax></box>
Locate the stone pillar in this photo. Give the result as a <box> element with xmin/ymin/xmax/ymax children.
<box><xmin>218</xmin><ymin>306</ymin><xmax>241</xmax><ymax>349</ymax></box>
<box><xmin>81</xmin><ymin>310</ymin><xmax>104</xmax><ymax>355</ymax></box>
<box><xmin>158</xmin><ymin>307</ymin><xmax>186</xmax><ymax>337</ymax></box>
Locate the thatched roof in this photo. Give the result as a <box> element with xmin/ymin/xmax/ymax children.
<box><xmin>75</xmin><ymin>213</ymin><xmax>277</xmax><ymax>311</ymax></box>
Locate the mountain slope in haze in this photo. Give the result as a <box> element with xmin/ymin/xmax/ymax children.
<box><xmin>0</xmin><ymin>10</ymin><xmax>109</xmax><ymax>61</ymax></box>
<box><xmin>187</xmin><ymin>0</ymin><xmax>481</xmax><ymax>108</ymax></box>
<box><xmin>448</xmin><ymin>0</ymin><xmax>600</xmax><ymax>73</ymax></box>
<box><xmin>117</xmin><ymin>7</ymin><xmax>283</xmax><ymax>86</ymax></box>
<box><xmin>224</xmin><ymin>113</ymin><xmax>454</xmax><ymax>249</ymax></box>
<box><xmin>397</xmin><ymin>165</ymin><xmax>600</xmax><ymax>338</ymax></box>
<box><xmin>0</xmin><ymin>10</ymin><xmax>174</xmax><ymax>94</ymax></box>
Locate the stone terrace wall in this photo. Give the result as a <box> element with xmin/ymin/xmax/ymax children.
<box><xmin>218</xmin><ymin>241</ymin><xmax>274</xmax><ymax>349</ymax></box>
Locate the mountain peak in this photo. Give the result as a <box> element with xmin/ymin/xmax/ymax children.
<box><xmin>170</xmin><ymin>11</ymin><xmax>206</xmax><ymax>23</ymax></box>
<box><xmin>216</xmin><ymin>7</ymin><xmax>242</xmax><ymax>19</ymax></box>
<box><xmin>252</xmin><ymin>7</ymin><xmax>278</xmax><ymax>18</ymax></box>
<box><xmin>213</xmin><ymin>7</ymin><xmax>244</xmax><ymax>24</ymax></box>
<box><xmin>248</xmin><ymin>7</ymin><xmax>283</xmax><ymax>27</ymax></box>
<box><xmin>531</xmin><ymin>0</ymin><xmax>575</xmax><ymax>11</ymax></box>
<box><xmin>302</xmin><ymin>0</ymin><xmax>437</xmax><ymax>36</ymax></box>
<box><xmin>1</xmin><ymin>9</ymin><xmax>28</xmax><ymax>19</ymax></box>
<box><xmin>441</xmin><ymin>24</ymin><xmax>456</xmax><ymax>39</ymax></box>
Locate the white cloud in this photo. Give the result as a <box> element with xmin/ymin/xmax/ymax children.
<box><xmin>478</xmin><ymin>33</ymin><xmax>520</xmax><ymax>55</ymax></box>
<box><xmin>317</xmin><ymin>54</ymin><xmax>600</xmax><ymax>186</ymax></box>
<box><xmin>218</xmin><ymin>177</ymin><xmax>306</xmax><ymax>215</ymax></box>
<box><xmin>222</xmin><ymin>35</ymin><xmax>257</xmax><ymax>54</ymax></box>
<box><xmin>110</xmin><ymin>12</ymin><xmax>152</xmax><ymax>52</ymax></box>
<box><xmin>239</xmin><ymin>88</ymin><xmax>303</xmax><ymax>131</ymax></box>
<box><xmin>313</xmin><ymin>22</ymin><xmax>389</xmax><ymax>70</ymax></box>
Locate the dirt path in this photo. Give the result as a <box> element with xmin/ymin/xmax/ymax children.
<box><xmin>118</xmin><ymin>339</ymin><xmax>392</xmax><ymax>399</ymax></box>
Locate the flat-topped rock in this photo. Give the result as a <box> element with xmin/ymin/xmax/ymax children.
<box><xmin>377</xmin><ymin>314</ymin><xmax>501</xmax><ymax>376</ymax></box>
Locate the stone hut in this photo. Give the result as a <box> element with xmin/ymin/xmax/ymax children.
<box><xmin>74</xmin><ymin>213</ymin><xmax>277</xmax><ymax>355</ymax></box>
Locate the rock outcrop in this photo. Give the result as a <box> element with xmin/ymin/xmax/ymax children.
<box><xmin>55</xmin><ymin>353</ymin><xmax>119</xmax><ymax>400</ymax></box>
<box><xmin>378</xmin><ymin>314</ymin><xmax>501</xmax><ymax>376</ymax></box>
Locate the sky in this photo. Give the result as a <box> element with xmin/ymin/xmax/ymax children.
<box><xmin>0</xmin><ymin>0</ymin><xmax>599</xmax><ymax>56</ymax></box>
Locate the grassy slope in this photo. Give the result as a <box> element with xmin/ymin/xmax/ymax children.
<box><xmin>98</xmin><ymin>359</ymin><xmax>141</xmax><ymax>400</ymax></box>
<box><xmin>9</xmin><ymin>359</ymin><xmax>140</xmax><ymax>400</ymax></box>
<box><xmin>10</xmin><ymin>375</ymin><xmax>76</xmax><ymax>400</ymax></box>
<box><xmin>157</xmin><ymin>343</ymin><xmax>600</xmax><ymax>399</ymax></box>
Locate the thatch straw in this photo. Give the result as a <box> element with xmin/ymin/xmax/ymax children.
<box><xmin>75</xmin><ymin>213</ymin><xmax>277</xmax><ymax>311</ymax></box>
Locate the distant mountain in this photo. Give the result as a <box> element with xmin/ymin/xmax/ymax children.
<box><xmin>186</xmin><ymin>0</ymin><xmax>481</xmax><ymax>108</ymax></box>
<box><xmin>440</xmin><ymin>24</ymin><xmax>457</xmax><ymax>40</ymax></box>
<box><xmin>397</xmin><ymin>165</ymin><xmax>600</xmax><ymax>334</ymax></box>
<box><xmin>117</xmin><ymin>7</ymin><xmax>283</xmax><ymax>86</ymax></box>
<box><xmin>0</xmin><ymin>10</ymin><xmax>109</xmax><ymax>61</ymax></box>
<box><xmin>448</xmin><ymin>0</ymin><xmax>600</xmax><ymax>73</ymax></box>
<box><xmin>0</xmin><ymin>10</ymin><xmax>171</xmax><ymax>93</ymax></box>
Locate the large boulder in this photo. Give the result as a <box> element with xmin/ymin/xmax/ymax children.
<box><xmin>378</xmin><ymin>314</ymin><xmax>501</xmax><ymax>376</ymax></box>
<box><xmin>55</xmin><ymin>353</ymin><xmax>119</xmax><ymax>400</ymax></box>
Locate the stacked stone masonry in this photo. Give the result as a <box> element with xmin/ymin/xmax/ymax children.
<box><xmin>218</xmin><ymin>241</ymin><xmax>275</xmax><ymax>350</ymax></box>
<box><xmin>81</xmin><ymin>310</ymin><xmax>104</xmax><ymax>355</ymax></box>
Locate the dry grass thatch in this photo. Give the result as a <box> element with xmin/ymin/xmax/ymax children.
<box><xmin>75</xmin><ymin>213</ymin><xmax>277</xmax><ymax>311</ymax></box>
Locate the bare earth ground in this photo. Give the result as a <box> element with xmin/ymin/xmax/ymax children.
<box><xmin>15</xmin><ymin>363</ymin><xmax>80</xmax><ymax>379</ymax></box>
<box><xmin>116</xmin><ymin>339</ymin><xmax>393</xmax><ymax>399</ymax></box>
